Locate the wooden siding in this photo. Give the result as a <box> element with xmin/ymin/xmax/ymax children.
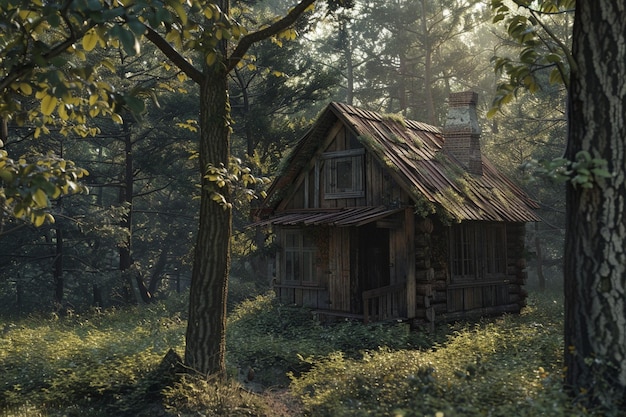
<box><xmin>277</xmin><ymin>124</ymin><xmax>413</xmax><ymax>212</ymax></box>
<box><xmin>410</xmin><ymin>218</ymin><xmax>529</xmax><ymax>323</ymax></box>
<box><xmin>328</xmin><ymin>227</ymin><xmax>351</xmax><ymax>312</ymax></box>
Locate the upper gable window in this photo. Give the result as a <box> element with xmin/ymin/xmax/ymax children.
<box><xmin>322</xmin><ymin>148</ymin><xmax>365</xmax><ymax>199</ymax></box>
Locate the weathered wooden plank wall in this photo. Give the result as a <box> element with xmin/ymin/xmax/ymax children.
<box><xmin>328</xmin><ymin>228</ymin><xmax>351</xmax><ymax>311</ymax></box>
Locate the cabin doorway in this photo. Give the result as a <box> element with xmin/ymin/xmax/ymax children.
<box><xmin>352</xmin><ymin>224</ymin><xmax>390</xmax><ymax>314</ymax></box>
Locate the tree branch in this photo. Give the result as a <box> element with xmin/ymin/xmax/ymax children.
<box><xmin>143</xmin><ymin>25</ymin><xmax>204</xmax><ymax>84</ymax></box>
<box><xmin>227</xmin><ymin>0</ymin><xmax>316</xmax><ymax>72</ymax></box>
<box><xmin>0</xmin><ymin>32</ymin><xmax>81</xmax><ymax>92</ymax></box>
<box><xmin>528</xmin><ymin>9</ymin><xmax>576</xmax><ymax>84</ymax></box>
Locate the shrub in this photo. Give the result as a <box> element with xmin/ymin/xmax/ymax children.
<box><xmin>163</xmin><ymin>375</ymin><xmax>272</xmax><ymax>417</ymax></box>
<box><xmin>0</xmin><ymin>302</ymin><xmax>186</xmax><ymax>416</ymax></box>
<box><xmin>290</xmin><ymin>292</ymin><xmax>592</xmax><ymax>417</ymax></box>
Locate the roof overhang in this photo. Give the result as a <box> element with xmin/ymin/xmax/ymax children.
<box><xmin>249</xmin><ymin>206</ymin><xmax>405</xmax><ymax>228</ymax></box>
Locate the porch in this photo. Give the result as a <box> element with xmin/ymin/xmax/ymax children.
<box><xmin>273</xmin><ymin>281</ymin><xmax>408</xmax><ymax>323</ymax></box>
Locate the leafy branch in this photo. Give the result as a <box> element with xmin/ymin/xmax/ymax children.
<box><xmin>203</xmin><ymin>158</ymin><xmax>270</xmax><ymax>210</ymax></box>
<box><xmin>523</xmin><ymin>151</ymin><xmax>612</xmax><ymax>190</ymax></box>
<box><xmin>0</xmin><ymin>150</ymin><xmax>89</xmax><ymax>229</ymax></box>
<box><xmin>488</xmin><ymin>0</ymin><xmax>574</xmax><ymax>117</ymax></box>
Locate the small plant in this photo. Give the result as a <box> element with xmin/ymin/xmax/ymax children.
<box><xmin>163</xmin><ymin>375</ymin><xmax>271</xmax><ymax>417</ymax></box>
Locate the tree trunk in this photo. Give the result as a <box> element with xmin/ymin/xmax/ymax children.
<box><xmin>420</xmin><ymin>0</ymin><xmax>436</xmax><ymax>125</ymax></box>
<box><xmin>184</xmin><ymin>64</ymin><xmax>232</xmax><ymax>378</ymax></box>
<box><xmin>119</xmin><ymin>118</ymin><xmax>152</xmax><ymax>304</ymax></box>
<box><xmin>148</xmin><ymin>248</ymin><xmax>169</xmax><ymax>296</ymax></box>
<box><xmin>340</xmin><ymin>22</ymin><xmax>354</xmax><ymax>106</ymax></box>
<box><xmin>119</xmin><ymin>120</ymin><xmax>135</xmax><ymax>303</ymax></box>
<box><xmin>93</xmin><ymin>283</ymin><xmax>103</xmax><ymax>307</ymax></box>
<box><xmin>564</xmin><ymin>1</ymin><xmax>626</xmax><ymax>409</ymax></box>
<box><xmin>534</xmin><ymin>222</ymin><xmax>545</xmax><ymax>292</ymax></box>
<box><xmin>53</xmin><ymin>226</ymin><xmax>64</xmax><ymax>305</ymax></box>
<box><xmin>0</xmin><ymin>117</ymin><xmax>7</xmax><ymax>146</ymax></box>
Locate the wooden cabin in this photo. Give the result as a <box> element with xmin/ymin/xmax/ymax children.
<box><xmin>252</xmin><ymin>92</ymin><xmax>539</xmax><ymax>325</ymax></box>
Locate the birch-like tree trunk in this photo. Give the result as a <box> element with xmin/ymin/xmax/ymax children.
<box><xmin>564</xmin><ymin>1</ymin><xmax>626</xmax><ymax>409</ymax></box>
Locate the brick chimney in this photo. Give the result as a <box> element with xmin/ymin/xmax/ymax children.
<box><xmin>443</xmin><ymin>91</ymin><xmax>483</xmax><ymax>176</ymax></box>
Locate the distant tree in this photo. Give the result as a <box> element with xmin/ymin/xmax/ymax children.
<box><xmin>315</xmin><ymin>0</ymin><xmax>485</xmax><ymax>122</ymax></box>
<box><xmin>229</xmin><ymin>3</ymin><xmax>338</xmax><ymax>164</ymax></box>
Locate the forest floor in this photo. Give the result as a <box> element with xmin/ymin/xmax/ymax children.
<box><xmin>0</xmin><ymin>287</ymin><xmax>616</xmax><ymax>416</ymax></box>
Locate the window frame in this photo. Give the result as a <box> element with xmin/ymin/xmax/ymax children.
<box><xmin>449</xmin><ymin>222</ymin><xmax>507</xmax><ymax>283</ymax></box>
<box><xmin>321</xmin><ymin>148</ymin><xmax>365</xmax><ymax>199</ymax></box>
<box><xmin>282</xmin><ymin>229</ymin><xmax>317</xmax><ymax>286</ymax></box>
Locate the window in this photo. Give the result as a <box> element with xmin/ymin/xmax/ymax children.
<box><xmin>322</xmin><ymin>149</ymin><xmax>365</xmax><ymax>199</ymax></box>
<box><xmin>450</xmin><ymin>223</ymin><xmax>507</xmax><ymax>282</ymax></box>
<box><xmin>283</xmin><ymin>230</ymin><xmax>316</xmax><ymax>285</ymax></box>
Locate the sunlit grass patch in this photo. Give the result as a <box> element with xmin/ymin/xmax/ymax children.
<box><xmin>163</xmin><ymin>375</ymin><xmax>272</xmax><ymax>416</ymax></box>
<box><xmin>0</xmin><ymin>303</ymin><xmax>186</xmax><ymax>415</ymax></box>
<box><xmin>290</xmin><ymin>291</ymin><xmax>585</xmax><ymax>417</ymax></box>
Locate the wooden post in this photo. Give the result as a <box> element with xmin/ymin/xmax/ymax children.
<box><xmin>405</xmin><ymin>208</ymin><xmax>416</xmax><ymax>319</ymax></box>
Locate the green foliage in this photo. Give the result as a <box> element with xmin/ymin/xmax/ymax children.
<box><xmin>226</xmin><ymin>292</ymin><xmax>430</xmax><ymax>387</ymax></box>
<box><xmin>163</xmin><ymin>375</ymin><xmax>272</xmax><ymax>417</ymax></box>
<box><xmin>522</xmin><ymin>150</ymin><xmax>612</xmax><ymax>190</ymax></box>
<box><xmin>0</xmin><ymin>301</ymin><xmax>186</xmax><ymax>415</ymax></box>
<box><xmin>204</xmin><ymin>157</ymin><xmax>271</xmax><ymax>210</ymax></box>
<box><xmin>0</xmin><ymin>150</ymin><xmax>88</xmax><ymax>229</ymax></box>
<box><xmin>488</xmin><ymin>0</ymin><xmax>574</xmax><ymax>118</ymax></box>
<box><xmin>290</xmin><ymin>292</ymin><xmax>592</xmax><ymax>417</ymax></box>
<box><xmin>0</xmin><ymin>290</ymin><xmax>604</xmax><ymax>416</ymax></box>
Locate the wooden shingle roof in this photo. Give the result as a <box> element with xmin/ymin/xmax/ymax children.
<box><xmin>264</xmin><ymin>102</ymin><xmax>539</xmax><ymax>223</ymax></box>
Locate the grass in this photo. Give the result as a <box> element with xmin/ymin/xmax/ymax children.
<box><xmin>0</xmin><ymin>304</ymin><xmax>186</xmax><ymax>416</ymax></box>
<box><xmin>0</xmin><ymin>288</ymin><xmax>603</xmax><ymax>416</ymax></box>
<box><xmin>291</xmin><ymin>292</ymin><xmax>571</xmax><ymax>416</ymax></box>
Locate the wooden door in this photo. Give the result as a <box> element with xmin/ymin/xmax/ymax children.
<box><xmin>353</xmin><ymin>225</ymin><xmax>390</xmax><ymax>313</ymax></box>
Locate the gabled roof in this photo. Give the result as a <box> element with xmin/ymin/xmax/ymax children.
<box><xmin>263</xmin><ymin>102</ymin><xmax>539</xmax><ymax>223</ymax></box>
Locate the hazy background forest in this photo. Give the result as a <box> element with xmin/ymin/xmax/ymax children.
<box><xmin>0</xmin><ymin>0</ymin><xmax>567</xmax><ymax>314</ymax></box>
<box><xmin>3</xmin><ymin>0</ymin><xmax>604</xmax><ymax>416</ymax></box>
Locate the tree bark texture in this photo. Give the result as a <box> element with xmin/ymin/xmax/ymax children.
<box><xmin>565</xmin><ymin>1</ymin><xmax>626</xmax><ymax>409</ymax></box>
<box><xmin>144</xmin><ymin>0</ymin><xmax>317</xmax><ymax>378</ymax></box>
<box><xmin>184</xmin><ymin>66</ymin><xmax>232</xmax><ymax>377</ymax></box>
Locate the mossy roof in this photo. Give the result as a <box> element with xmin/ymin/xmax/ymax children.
<box><xmin>262</xmin><ymin>102</ymin><xmax>539</xmax><ymax>223</ymax></box>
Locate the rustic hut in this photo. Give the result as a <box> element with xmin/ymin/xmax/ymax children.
<box><xmin>252</xmin><ymin>92</ymin><xmax>539</xmax><ymax>324</ymax></box>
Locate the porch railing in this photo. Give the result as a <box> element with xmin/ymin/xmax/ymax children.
<box><xmin>362</xmin><ymin>282</ymin><xmax>406</xmax><ymax>323</ymax></box>
<box><xmin>273</xmin><ymin>283</ymin><xmax>329</xmax><ymax>309</ymax></box>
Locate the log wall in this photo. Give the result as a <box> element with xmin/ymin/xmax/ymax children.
<box><xmin>413</xmin><ymin>218</ymin><xmax>529</xmax><ymax>324</ymax></box>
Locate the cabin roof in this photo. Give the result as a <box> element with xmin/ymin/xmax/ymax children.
<box><xmin>262</xmin><ymin>102</ymin><xmax>539</xmax><ymax>223</ymax></box>
<box><xmin>249</xmin><ymin>206</ymin><xmax>405</xmax><ymax>228</ymax></box>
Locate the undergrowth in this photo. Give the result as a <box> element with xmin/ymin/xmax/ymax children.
<box><xmin>0</xmin><ymin>289</ymin><xmax>603</xmax><ymax>417</ymax></box>
<box><xmin>289</xmin><ymin>292</ymin><xmax>590</xmax><ymax>417</ymax></box>
<box><xmin>226</xmin><ymin>293</ymin><xmax>433</xmax><ymax>386</ymax></box>
<box><xmin>0</xmin><ymin>302</ymin><xmax>186</xmax><ymax>416</ymax></box>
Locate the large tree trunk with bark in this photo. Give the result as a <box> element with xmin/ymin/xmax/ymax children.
<box><xmin>142</xmin><ymin>0</ymin><xmax>316</xmax><ymax>378</ymax></box>
<box><xmin>564</xmin><ymin>1</ymin><xmax>626</xmax><ymax>409</ymax></box>
<box><xmin>184</xmin><ymin>66</ymin><xmax>232</xmax><ymax>377</ymax></box>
